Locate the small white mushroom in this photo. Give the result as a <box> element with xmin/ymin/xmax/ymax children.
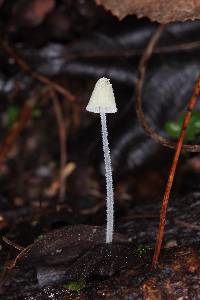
<box><xmin>86</xmin><ymin>77</ymin><xmax>117</xmax><ymax>243</ymax></box>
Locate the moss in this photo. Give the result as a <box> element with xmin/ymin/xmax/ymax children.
<box><xmin>36</xmin><ymin>234</ymin><xmax>44</xmax><ymax>241</ymax></box>
<box><xmin>63</xmin><ymin>278</ymin><xmax>86</xmax><ymax>292</ymax></box>
<box><xmin>6</xmin><ymin>105</ymin><xmax>19</xmax><ymax>128</ymax></box>
<box><xmin>136</xmin><ymin>245</ymin><xmax>151</xmax><ymax>258</ymax></box>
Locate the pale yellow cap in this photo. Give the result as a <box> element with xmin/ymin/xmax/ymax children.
<box><xmin>86</xmin><ymin>77</ymin><xmax>117</xmax><ymax>113</ymax></box>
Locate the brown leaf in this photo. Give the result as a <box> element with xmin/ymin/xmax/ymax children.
<box><xmin>20</xmin><ymin>225</ymin><xmax>133</xmax><ymax>287</ymax></box>
<box><xmin>95</xmin><ymin>0</ymin><xmax>200</xmax><ymax>23</ymax></box>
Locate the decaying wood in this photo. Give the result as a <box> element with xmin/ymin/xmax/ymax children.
<box><xmin>96</xmin><ymin>0</ymin><xmax>200</xmax><ymax>23</ymax></box>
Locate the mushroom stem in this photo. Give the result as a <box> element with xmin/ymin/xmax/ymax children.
<box><xmin>100</xmin><ymin>112</ymin><xmax>114</xmax><ymax>244</ymax></box>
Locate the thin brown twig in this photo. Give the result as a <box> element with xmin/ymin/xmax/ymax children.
<box><xmin>6</xmin><ymin>245</ymin><xmax>32</xmax><ymax>270</ymax></box>
<box><xmin>0</xmin><ymin>238</ymin><xmax>32</xmax><ymax>289</ymax></box>
<box><xmin>135</xmin><ymin>25</ymin><xmax>200</xmax><ymax>152</ymax></box>
<box><xmin>51</xmin><ymin>90</ymin><xmax>67</xmax><ymax>202</ymax></box>
<box><xmin>175</xmin><ymin>219</ymin><xmax>200</xmax><ymax>231</ymax></box>
<box><xmin>0</xmin><ymin>41</ymin><xmax>75</xmax><ymax>102</ymax></box>
<box><xmin>0</xmin><ymin>96</ymin><xmax>35</xmax><ymax>170</ymax></box>
<box><xmin>152</xmin><ymin>74</ymin><xmax>200</xmax><ymax>268</ymax></box>
<box><xmin>64</xmin><ymin>40</ymin><xmax>200</xmax><ymax>60</ymax></box>
<box><xmin>81</xmin><ymin>202</ymin><xmax>104</xmax><ymax>215</ymax></box>
<box><xmin>0</xmin><ymin>245</ymin><xmax>32</xmax><ymax>289</ymax></box>
<box><xmin>2</xmin><ymin>236</ymin><xmax>24</xmax><ymax>251</ymax></box>
<box><xmin>0</xmin><ymin>88</ymin><xmax>49</xmax><ymax>170</ymax></box>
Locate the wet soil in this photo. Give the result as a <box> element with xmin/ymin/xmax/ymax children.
<box><xmin>1</xmin><ymin>190</ymin><xmax>200</xmax><ymax>299</ymax></box>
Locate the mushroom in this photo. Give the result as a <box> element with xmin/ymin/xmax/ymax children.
<box><xmin>86</xmin><ymin>77</ymin><xmax>117</xmax><ymax>243</ymax></box>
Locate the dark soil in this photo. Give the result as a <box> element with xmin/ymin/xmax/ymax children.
<box><xmin>1</xmin><ymin>191</ymin><xmax>200</xmax><ymax>299</ymax></box>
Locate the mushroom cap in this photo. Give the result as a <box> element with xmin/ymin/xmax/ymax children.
<box><xmin>86</xmin><ymin>77</ymin><xmax>117</xmax><ymax>113</ymax></box>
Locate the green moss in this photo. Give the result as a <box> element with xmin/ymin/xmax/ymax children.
<box><xmin>36</xmin><ymin>234</ymin><xmax>44</xmax><ymax>241</ymax></box>
<box><xmin>5</xmin><ymin>105</ymin><xmax>42</xmax><ymax>128</ymax></box>
<box><xmin>32</xmin><ymin>108</ymin><xmax>42</xmax><ymax>118</ymax></box>
<box><xmin>136</xmin><ymin>245</ymin><xmax>151</xmax><ymax>258</ymax></box>
<box><xmin>63</xmin><ymin>278</ymin><xmax>86</xmax><ymax>292</ymax></box>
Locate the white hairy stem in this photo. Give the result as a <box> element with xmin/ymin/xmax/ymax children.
<box><xmin>100</xmin><ymin>112</ymin><xmax>114</xmax><ymax>244</ymax></box>
<box><xmin>86</xmin><ymin>77</ymin><xmax>117</xmax><ymax>244</ymax></box>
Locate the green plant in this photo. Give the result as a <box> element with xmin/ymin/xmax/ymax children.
<box><xmin>6</xmin><ymin>105</ymin><xmax>20</xmax><ymax>128</ymax></box>
<box><xmin>165</xmin><ymin>111</ymin><xmax>200</xmax><ymax>141</ymax></box>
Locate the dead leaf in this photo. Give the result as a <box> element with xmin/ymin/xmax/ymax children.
<box><xmin>20</xmin><ymin>225</ymin><xmax>134</xmax><ymax>287</ymax></box>
<box><xmin>95</xmin><ymin>0</ymin><xmax>200</xmax><ymax>23</ymax></box>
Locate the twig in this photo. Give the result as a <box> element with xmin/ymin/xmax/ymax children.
<box><xmin>0</xmin><ymin>41</ymin><xmax>75</xmax><ymax>102</ymax></box>
<box><xmin>0</xmin><ymin>237</ymin><xmax>32</xmax><ymax>289</ymax></box>
<box><xmin>135</xmin><ymin>25</ymin><xmax>200</xmax><ymax>152</ymax></box>
<box><xmin>81</xmin><ymin>202</ymin><xmax>104</xmax><ymax>215</ymax></box>
<box><xmin>0</xmin><ymin>245</ymin><xmax>32</xmax><ymax>289</ymax></box>
<box><xmin>2</xmin><ymin>236</ymin><xmax>24</xmax><ymax>251</ymax></box>
<box><xmin>45</xmin><ymin>162</ymin><xmax>76</xmax><ymax>198</ymax></box>
<box><xmin>0</xmin><ymin>88</ymin><xmax>50</xmax><ymax>169</ymax></box>
<box><xmin>65</xmin><ymin>40</ymin><xmax>200</xmax><ymax>60</ymax></box>
<box><xmin>122</xmin><ymin>213</ymin><xmax>157</xmax><ymax>221</ymax></box>
<box><xmin>0</xmin><ymin>96</ymin><xmax>35</xmax><ymax>170</ymax></box>
<box><xmin>152</xmin><ymin>74</ymin><xmax>200</xmax><ymax>268</ymax></box>
<box><xmin>175</xmin><ymin>219</ymin><xmax>200</xmax><ymax>231</ymax></box>
<box><xmin>6</xmin><ymin>245</ymin><xmax>32</xmax><ymax>270</ymax></box>
<box><xmin>51</xmin><ymin>90</ymin><xmax>67</xmax><ymax>202</ymax></box>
